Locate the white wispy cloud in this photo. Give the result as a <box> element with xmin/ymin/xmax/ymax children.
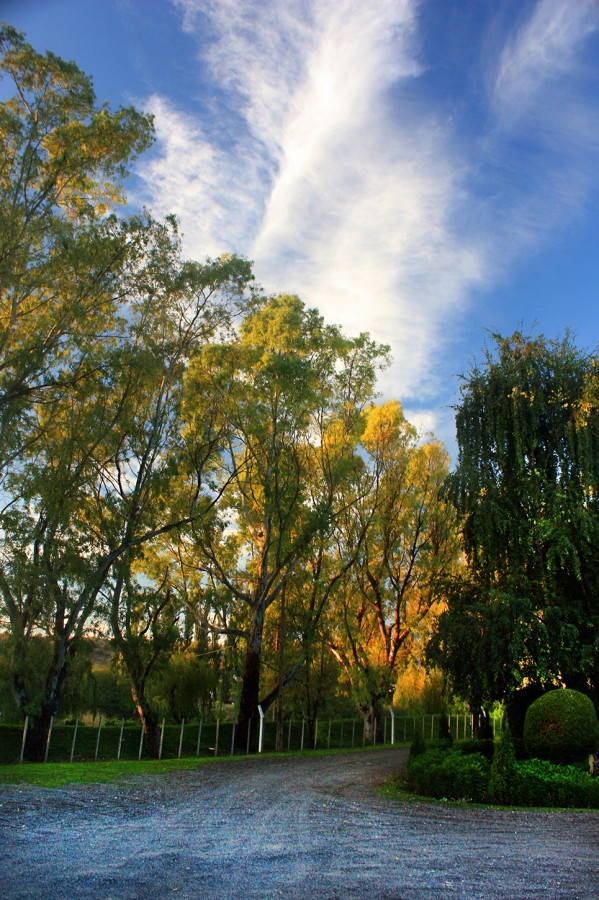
<box><xmin>133</xmin><ymin>94</ymin><xmax>266</xmax><ymax>255</ymax></box>
<box><xmin>135</xmin><ymin>0</ymin><xmax>599</xmax><ymax>453</ymax></box>
<box><xmin>474</xmin><ymin>0</ymin><xmax>599</xmax><ymax>292</ymax></box>
<box><xmin>492</xmin><ymin>0</ymin><xmax>599</xmax><ymax>122</ymax></box>
<box><xmin>138</xmin><ymin>1</ymin><xmax>484</xmax><ymax>405</ymax></box>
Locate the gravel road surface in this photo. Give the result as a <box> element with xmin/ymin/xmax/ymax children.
<box><xmin>1</xmin><ymin>748</ymin><xmax>598</xmax><ymax>898</ymax></box>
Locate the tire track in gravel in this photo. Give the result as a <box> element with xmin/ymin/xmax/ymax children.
<box><xmin>1</xmin><ymin>748</ymin><xmax>598</xmax><ymax>899</ymax></box>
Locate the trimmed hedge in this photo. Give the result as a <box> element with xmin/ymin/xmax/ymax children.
<box><xmin>457</xmin><ymin>738</ymin><xmax>495</xmax><ymax>760</ymax></box>
<box><xmin>510</xmin><ymin>758</ymin><xmax>599</xmax><ymax>809</ymax></box>
<box><xmin>406</xmin><ymin>737</ymin><xmax>599</xmax><ymax>808</ymax></box>
<box><xmin>523</xmin><ymin>689</ymin><xmax>599</xmax><ymax>764</ymax></box>
<box><xmin>406</xmin><ymin>749</ymin><xmax>491</xmax><ymax>803</ymax></box>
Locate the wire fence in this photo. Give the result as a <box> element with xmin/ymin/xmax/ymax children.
<box><xmin>1</xmin><ymin>710</ymin><xmax>502</xmax><ymax>765</ymax></box>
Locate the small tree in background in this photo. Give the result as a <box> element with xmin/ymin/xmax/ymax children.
<box><xmin>491</xmin><ymin>726</ymin><xmax>516</xmax><ymax>805</ymax></box>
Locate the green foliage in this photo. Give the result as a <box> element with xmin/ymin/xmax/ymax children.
<box><xmin>405</xmin><ymin>738</ymin><xmax>599</xmax><ymax>808</ymax></box>
<box><xmin>523</xmin><ymin>689</ymin><xmax>599</xmax><ymax>764</ymax></box>
<box><xmin>431</xmin><ymin>331</ymin><xmax>599</xmax><ymax>706</ymax></box>
<box><xmin>183</xmin><ymin>294</ymin><xmax>391</xmax><ymax>741</ymax></box>
<box><xmin>0</xmin><ymin>637</ymin><xmax>52</xmax><ymax>720</ymax></box>
<box><xmin>505</xmin><ymin>684</ymin><xmax>555</xmax><ymax>758</ymax></box>
<box><xmin>458</xmin><ymin>738</ymin><xmax>495</xmax><ymax>760</ymax></box>
<box><xmin>406</xmin><ymin>748</ymin><xmax>491</xmax><ymax>803</ymax></box>
<box><xmin>511</xmin><ymin>758</ymin><xmax>599</xmax><ymax>809</ymax></box>
<box><xmin>0</xmin><ymin>637</ymin><xmax>95</xmax><ymax>722</ymax></box>
<box><xmin>90</xmin><ymin>667</ymin><xmax>136</xmax><ymax>720</ymax></box>
<box><xmin>409</xmin><ymin>728</ymin><xmax>426</xmax><ymax>758</ymax></box>
<box><xmin>426</xmin><ymin>580</ymin><xmax>548</xmax><ymax>708</ymax></box>
<box><xmin>491</xmin><ymin>727</ymin><xmax>516</xmax><ymax>804</ymax></box>
<box><xmin>147</xmin><ymin>649</ymin><xmax>217</xmax><ymax>722</ymax></box>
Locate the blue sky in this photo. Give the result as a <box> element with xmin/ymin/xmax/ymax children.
<box><xmin>2</xmin><ymin>0</ymin><xmax>599</xmax><ymax>459</ymax></box>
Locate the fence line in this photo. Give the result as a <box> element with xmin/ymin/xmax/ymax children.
<box><xmin>14</xmin><ymin>711</ymin><xmax>501</xmax><ymax>764</ymax></box>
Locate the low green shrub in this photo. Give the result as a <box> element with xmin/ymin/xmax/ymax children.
<box><xmin>491</xmin><ymin>727</ymin><xmax>516</xmax><ymax>805</ymax></box>
<box><xmin>405</xmin><ymin>738</ymin><xmax>599</xmax><ymax>808</ymax></box>
<box><xmin>409</xmin><ymin>728</ymin><xmax>426</xmax><ymax>758</ymax></box>
<box><xmin>506</xmin><ymin>684</ymin><xmax>554</xmax><ymax>758</ymax></box>
<box><xmin>512</xmin><ymin>758</ymin><xmax>599</xmax><ymax>809</ymax></box>
<box><xmin>523</xmin><ymin>689</ymin><xmax>599</xmax><ymax>764</ymax></box>
<box><xmin>406</xmin><ymin>748</ymin><xmax>490</xmax><ymax>803</ymax></box>
<box><xmin>457</xmin><ymin>738</ymin><xmax>495</xmax><ymax>760</ymax></box>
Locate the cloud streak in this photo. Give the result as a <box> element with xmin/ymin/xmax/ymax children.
<box><xmin>135</xmin><ymin>0</ymin><xmax>599</xmax><ymax>451</ymax></box>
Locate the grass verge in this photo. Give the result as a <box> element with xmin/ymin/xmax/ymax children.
<box><xmin>0</xmin><ymin>743</ymin><xmax>407</xmax><ymax>788</ymax></box>
<box><xmin>0</xmin><ymin>757</ymin><xmax>217</xmax><ymax>788</ymax></box>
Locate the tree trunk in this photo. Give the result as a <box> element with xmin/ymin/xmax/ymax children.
<box><xmin>22</xmin><ymin>638</ymin><xmax>71</xmax><ymax>762</ymax></box>
<box><xmin>236</xmin><ymin>644</ymin><xmax>260</xmax><ymax>751</ymax></box>
<box><xmin>24</xmin><ymin>701</ymin><xmax>55</xmax><ymax>762</ymax></box>
<box><xmin>275</xmin><ymin>583</ymin><xmax>286</xmax><ymax>752</ymax></box>
<box><xmin>474</xmin><ymin>706</ymin><xmax>493</xmax><ymax>740</ymax></box>
<box><xmin>236</xmin><ymin>603</ymin><xmax>265</xmax><ymax>751</ymax></box>
<box><xmin>141</xmin><ymin>711</ymin><xmax>162</xmax><ymax>759</ymax></box>
<box><xmin>130</xmin><ymin>684</ymin><xmax>162</xmax><ymax>758</ymax></box>
<box><xmin>360</xmin><ymin>696</ymin><xmax>384</xmax><ymax>744</ymax></box>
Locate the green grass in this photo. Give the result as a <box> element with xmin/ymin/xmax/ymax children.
<box><xmin>0</xmin><ymin>756</ymin><xmax>220</xmax><ymax>787</ymax></box>
<box><xmin>0</xmin><ymin>743</ymin><xmax>406</xmax><ymax>788</ymax></box>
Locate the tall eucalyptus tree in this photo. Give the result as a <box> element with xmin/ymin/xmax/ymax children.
<box><xmin>329</xmin><ymin>402</ymin><xmax>457</xmax><ymax>737</ymax></box>
<box><xmin>183</xmin><ymin>295</ymin><xmax>389</xmax><ymax>747</ymax></box>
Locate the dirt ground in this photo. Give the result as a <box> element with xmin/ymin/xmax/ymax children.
<box><xmin>1</xmin><ymin>748</ymin><xmax>598</xmax><ymax>898</ymax></box>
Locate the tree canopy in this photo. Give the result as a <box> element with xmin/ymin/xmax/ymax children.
<box><xmin>428</xmin><ymin>331</ymin><xmax>599</xmax><ymax>705</ymax></box>
<box><xmin>5</xmin><ymin>28</ymin><xmax>597</xmax><ymax>761</ymax></box>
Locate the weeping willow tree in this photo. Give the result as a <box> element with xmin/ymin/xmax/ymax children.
<box><xmin>428</xmin><ymin>331</ymin><xmax>599</xmax><ymax>706</ymax></box>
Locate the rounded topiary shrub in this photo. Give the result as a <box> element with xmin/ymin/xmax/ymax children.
<box><xmin>506</xmin><ymin>684</ymin><xmax>556</xmax><ymax>758</ymax></box>
<box><xmin>523</xmin><ymin>689</ymin><xmax>599</xmax><ymax>765</ymax></box>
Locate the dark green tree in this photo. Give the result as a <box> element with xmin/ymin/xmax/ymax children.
<box><xmin>428</xmin><ymin>331</ymin><xmax>599</xmax><ymax>705</ymax></box>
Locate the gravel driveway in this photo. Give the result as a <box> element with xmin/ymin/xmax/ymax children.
<box><xmin>1</xmin><ymin>748</ymin><xmax>598</xmax><ymax>898</ymax></box>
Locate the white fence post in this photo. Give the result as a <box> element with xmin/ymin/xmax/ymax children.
<box><xmin>94</xmin><ymin>716</ymin><xmax>103</xmax><ymax>762</ymax></box>
<box><xmin>389</xmin><ymin>707</ymin><xmax>395</xmax><ymax>746</ymax></box>
<box><xmin>117</xmin><ymin>719</ymin><xmax>125</xmax><ymax>761</ymax></box>
<box><xmin>314</xmin><ymin>718</ymin><xmax>319</xmax><ymax>750</ymax></box>
<box><xmin>158</xmin><ymin>719</ymin><xmax>165</xmax><ymax>760</ymax></box>
<box><xmin>215</xmin><ymin>718</ymin><xmax>220</xmax><ymax>756</ymax></box>
<box><xmin>138</xmin><ymin>719</ymin><xmax>145</xmax><ymax>761</ymax></box>
<box><xmin>20</xmin><ymin>716</ymin><xmax>29</xmax><ymax>764</ymax></box>
<box><xmin>70</xmin><ymin>718</ymin><xmax>79</xmax><ymax>763</ymax></box>
<box><xmin>230</xmin><ymin>722</ymin><xmax>236</xmax><ymax>756</ymax></box>
<box><xmin>257</xmin><ymin>705</ymin><xmax>265</xmax><ymax>753</ymax></box>
<box><xmin>44</xmin><ymin>716</ymin><xmax>54</xmax><ymax>763</ymax></box>
<box><xmin>178</xmin><ymin>718</ymin><xmax>185</xmax><ymax>759</ymax></box>
<box><xmin>196</xmin><ymin>719</ymin><xmax>203</xmax><ymax>757</ymax></box>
